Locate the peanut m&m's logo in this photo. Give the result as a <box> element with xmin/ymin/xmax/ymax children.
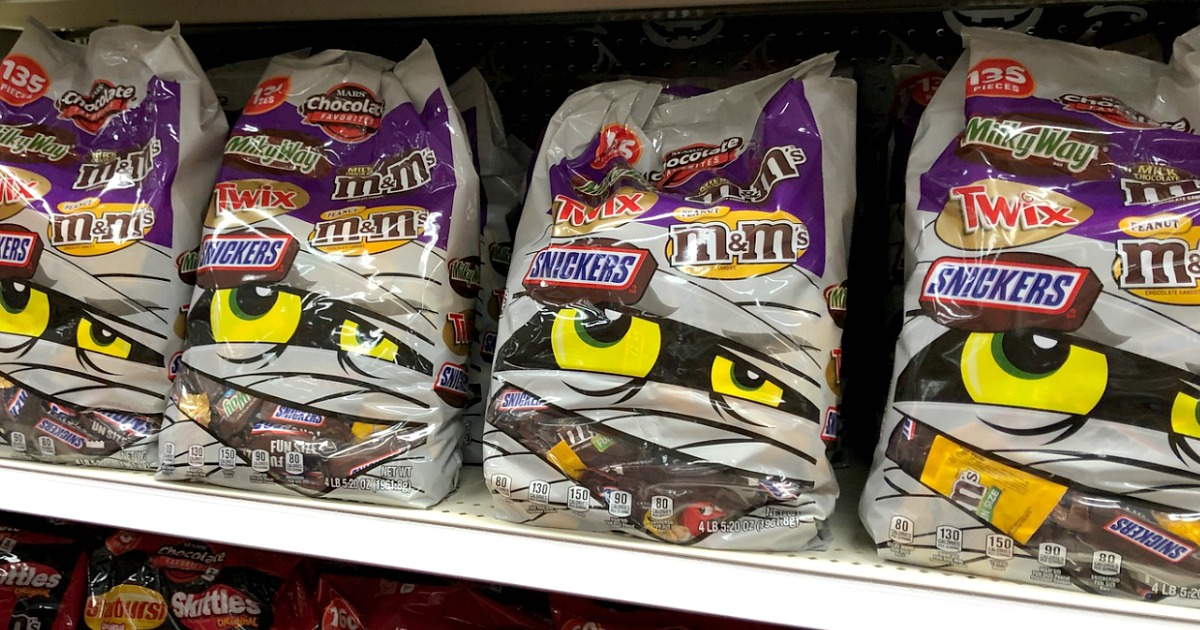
<box><xmin>666</xmin><ymin>206</ymin><xmax>809</xmax><ymax>279</ymax></box>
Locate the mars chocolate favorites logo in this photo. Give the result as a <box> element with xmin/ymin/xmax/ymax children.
<box><xmin>649</xmin><ymin>137</ymin><xmax>743</xmax><ymax>188</ymax></box>
<box><xmin>1056</xmin><ymin>94</ymin><xmax>1190</xmax><ymax>132</ymax></box>
<box><xmin>332</xmin><ymin>148</ymin><xmax>436</xmax><ymax>200</ymax></box>
<box><xmin>299</xmin><ymin>83</ymin><xmax>385</xmax><ymax>143</ymax></box>
<box><xmin>684</xmin><ymin>145</ymin><xmax>805</xmax><ymax>205</ymax></box>
<box><xmin>57</xmin><ymin>80</ymin><xmax>136</xmax><ymax>134</ymax></box>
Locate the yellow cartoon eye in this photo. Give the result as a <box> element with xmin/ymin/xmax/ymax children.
<box><xmin>76</xmin><ymin>317</ymin><xmax>132</xmax><ymax>359</ymax></box>
<box><xmin>550</xmin><ymin>308</ymin><xmax>660</xmax><ymax>378</ymax></box>
<box><xmin>211</xmin><ymin>285</ymin><xmax>301</xmax><ymax>344</ymax></box>
<box><xmin>961</xmin><ymin>331</ymin><xmax>1107</xmax><ymax>415</ymax></box>
<box><xmin>338</xmin><ymin>319</ymin><xmax>399</xmax><ymax>362</ymax></box>
<box><xmin>0</xmin><ymin>281</ymin><xmax>49</xmax><ymax>338</ymax></box>
<box><xmin>1171</xmin><ymin>392</ymin><xmax>1200</xmax><ymax>440</ymax></box>
<box><xmin>711</xmin><ymin>355</ymin><xmax>784</xmax><ymax>407</ymax></box>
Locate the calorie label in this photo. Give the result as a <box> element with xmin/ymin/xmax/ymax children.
<box><xmin>528</xmin><ymin>479</ymin><xmax>550</xmax><ymax>505</ymax></box>
<box><xmin>10</xmin><ymin>432</ymin><xmax>25</xmax><ymax>452</ymax></box>
<box><xmin>607</xmin><ymin>490</ymin><xmax>632</xmax><ymax>517</ymax></box>
<box><xmin>889</xmin><ymin>515</ymin><xmax>914</xmax><ymax>544</ymax></box>
<box><xmin>567</xmin><ymin>485</ymin><xmax>590</xmax><ymax>512</ymax></box>
<box><xmin>251</xmin><ymin>449</ymin><xmax>270</xmax><ymax>473</ymax></box>
<box><xmin>285</xmin><ymin>451</ymin><xmax>303</xmax><ymax>475</ymax></box>
<box><xmin>650</xmin><ymin>495</ymin><xmax>674</xmax><ymax>520</ymax></box>
<box><xmin>491</xmin><ymin>474</ymin><xmax>512</xmax><ymax>498</ymax></box>
<box><xmin>1093</xmin><ymin>550</ymin><xmax>1122</xmax><ymax>576</ymax></box>
<box><xmin>218</xmin><ymin>447</ymin><xmax>236</xmax><ymax>469</ymax></box>
<box><xmin>1038</xmin><ymin>542</ymin><xmax>1067</xmax><ymax>568</ymax></box>
<box><xmin>986</xmin><ymin>534</ymin><xmax>1014</xmax><ymax>561</ymax></box>
<box><xmin>936</xmin><ymin>525</ymin><xmax>962</xmax><ymax>552</ymax></box>
<box><xmin>187</xmin><ymin>444</ymin><xmax>204</xmax><ymax>467</ymax></box>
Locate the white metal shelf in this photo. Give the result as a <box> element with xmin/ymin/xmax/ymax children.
<box><xmin>1</xmin><ymin>458</ymin><xmax>1199</xmax><ymax>629</ymax></box>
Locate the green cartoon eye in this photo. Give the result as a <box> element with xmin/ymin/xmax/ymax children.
<box><xmin>1172</xmin><ymin>393</ymin><xmax>1200</xmax><ymax>440</ymax></box>
<box><xmin>338</xmin><ymin>319</ymin><xmax>401</xmax><ymax>362</ymax></box>
<box><xmin>711</xmin><ymin>355</ymin><xmax>783</xmax><ymax>407</ymax></box>
<box><xmin>961</xmin><ymin>331</ymin><xmax>1107</xmax><ymax>415</ymax></box>
<box><xmin>0</xmin><ymin>281</ymin><xmax>49</xmax><ymax>338</ymax></box>
<box><xmin>550</xmin><ymin>308</ymin><xmax>660</xmax><ymax>378</ymax></box>
<box><xmin>211</xmin><ymin>285</ymin><xmax>302</xmax><ymax>344</ymax></box>
<box><xmin>76</xmin><ymin>317</ymin><xmax>132</xmax><ymax>359</ymax></box>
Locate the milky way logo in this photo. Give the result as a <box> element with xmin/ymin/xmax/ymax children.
<box><xmin>56</xmin><ymin>80</ymin><xmax>136</xmax><ymax>134</ymax></box>
<box><xmin>299</xmin><ymin>83</ymin><xmax>384</xmax><ymax>143</ymax></box>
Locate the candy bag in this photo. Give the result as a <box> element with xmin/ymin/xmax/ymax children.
<box><xmin>86</xmin><ymin>530</ymin><xmax>303</xmax><ymax>629</ymax></box>
<box><xmin>861</xmin><ymin>26</ymin><xmax>1200</xmax><ymax>604</ymax></box>
<box><xmin>449</xmin><ymin>69</ymin><xmax>530</xmax><ymax>465</ymax></box>
<box><xmin>0</xmin><ymin>20</ymin><xmax>225</xmax><ymax>469</ymax></box>
<box><xmin>0</xmin><ymin>519</ymin><xmax>87</xmax><ymax>630</ymax></box>
<box><xmin>157</xmin><ymin>43</ymin><xmax>478</xmax><ymax>507</ymax></box>
<box><xmin>485</xmin><ymin>55</ymin><xmax>855</xmax><ymax>549</ymax></box>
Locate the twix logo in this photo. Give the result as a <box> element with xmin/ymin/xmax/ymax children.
<box><xmin>213</xmin><ymin>181</ymin><xmax>300</xmax><ymax>214</ymax></box>
<box><xmin>553</xmin><ymin>192</ymin><xmax>650</xmax><ymax>229</ymax></box>
<box><xmin>0</xmin><ymin>172</ymin><xmax>41</xmax><ymax>206</ymax></box>
<box><xmin>952</xmin><ymin>184</ymin><xmax>1080</xmax><ymax>233</ymax></box>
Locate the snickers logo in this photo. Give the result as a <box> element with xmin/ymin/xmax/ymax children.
<box><xmin>6</xmin><ymin>388</ymin><xmax>28</xmax><ymax>416</ymax></box>
<box><xmin>1106</xmin><ymin>515</ymin><xmax>1194</xmax><ymax>563</ymax></box>
<box><xmin>93</xmin><ymin>411</ymin><xmax>154</xmax><ymax>437</ymax></box>
<box><xmin>497</xmin><ymin>390</ymin><xmax>546</xmax><ymax>411</ymax></box>
<box><xmin>270</xmin><ymin>406</ymin><xmax>324</xmax><ymax>427</ymax></box>
<box><xmin>0</xmin><ymin>224</ymin><xmax>42</xmax><ymax>280</ymax></box>
<box><xmin>920</xmin><ymin>253</ymin><xmax>1101</xmax><ymax>332</ymax></box>
<box><xmin>522</xmin><ymin>241</ymin><xmax>657</xmax><ymax>306</ymax></box>
<box><xmin>35</xmin><ymin>417</ymin><xmax>86</xmax><ymax>450</ymax></box>
<box><xmin>434</xmin><ymin>363</ymin><xmax>469</xmax><ymax>408</ymax></box>
<box><xmin>250</xmin><ymin>421</ymin><xmax>310</xmax><ymax>436</ymax></box>
<box><xmin>196</xmin><ymin>228</ymin><xmax>298</xmax><ymax>288</ymax></box>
